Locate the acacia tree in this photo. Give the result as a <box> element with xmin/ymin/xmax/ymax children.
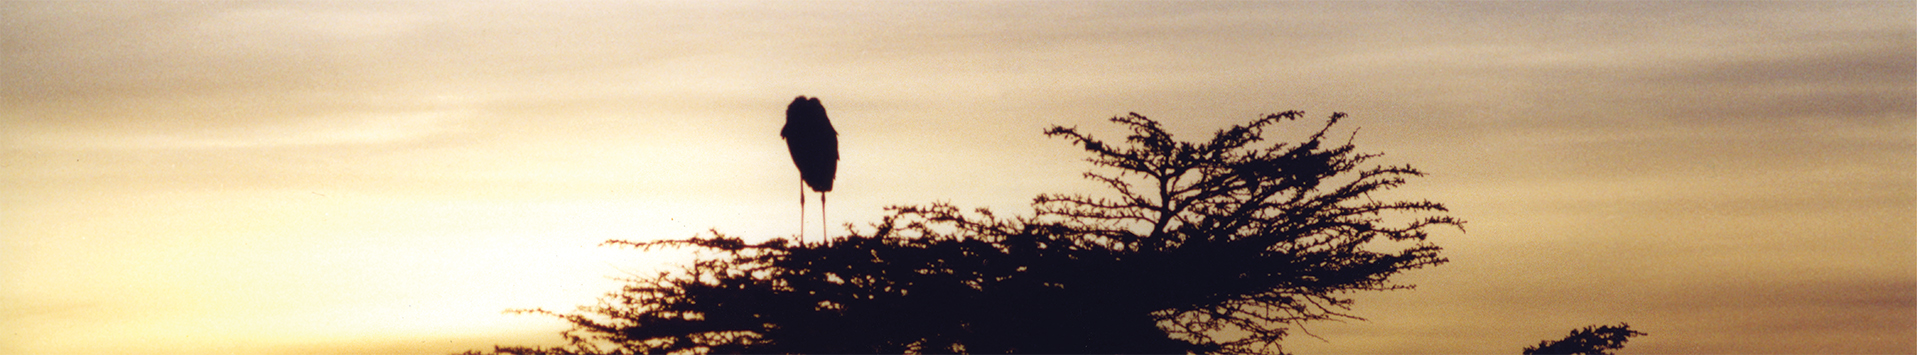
<box><xmin>471</xmin><ymin>111</ymin><xmax>1462</xmax><ymax>355</ymax></box>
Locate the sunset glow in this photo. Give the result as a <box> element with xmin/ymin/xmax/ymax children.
<box><xmin>3</xmin><ymin>2</ymin><xmax>1913</xmax><ymax>354</ymax></box>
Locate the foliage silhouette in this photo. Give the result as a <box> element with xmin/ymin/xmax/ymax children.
<box><xmin>468</xmin><ymin>112</ymin><xmax>1461</xmax><ymax>354</ymax></box>
<box><xmin>1521</xmin><ymin>323</ymin><xmax>1646</xmax><ymax>355</ymax></box>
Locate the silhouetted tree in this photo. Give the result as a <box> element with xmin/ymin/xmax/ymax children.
<box><xmin>1522</xmin><ymin>323</ymin><xmax>1646</xmax><ymax>355</ymax></box>
<box><xmin>469</xmin><ymin>111</ymin><xmax>1461</xmax><ymax>355</ymax></box>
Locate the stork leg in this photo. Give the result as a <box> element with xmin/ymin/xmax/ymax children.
<box><xmin>819</xmin><ymin>192</ymin><xmax>828</xmax><ymax>243</ymax></box>
<box><xmin>798</xmin><ymin>178</ymin><xmax>807</xmax><ymax>244</ymax></box>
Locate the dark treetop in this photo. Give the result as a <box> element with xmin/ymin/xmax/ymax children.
<box><xmin>474</xmin><ymin>111</ymin><xmax>1461</xmax><ymax>355</ymax></box>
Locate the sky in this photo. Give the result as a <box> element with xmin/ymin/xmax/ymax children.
<box><xmin>1</xmin><ymin>1</ymin><xmax>1913</xmax><ymax>354</ymax></box>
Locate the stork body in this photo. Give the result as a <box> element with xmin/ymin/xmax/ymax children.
<box><xmin>782</xmin><ymin>96</ymin><xmax>838</xmax><ymax>242</ymax></box>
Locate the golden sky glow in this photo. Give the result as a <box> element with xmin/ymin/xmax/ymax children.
<box><xmin>3</xmin><ymin>1</ymin><xmax>1913</xmax><ymax>354</ymax></box>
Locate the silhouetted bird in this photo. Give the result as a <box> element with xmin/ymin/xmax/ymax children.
<box><xmin>783</xmin><ymin>96</ymin><xmax>838</xmax><ymax>242</ymax></box>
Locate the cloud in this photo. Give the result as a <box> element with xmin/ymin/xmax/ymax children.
<box><xmin>2</xmin><ymin>2</ymin><xmax>433</xmax><ymax>101</ymax></box>
<box><xmin>7</xmin><ymin>109</ymin><xmax>471</xmax><ymax>150</ymax></box>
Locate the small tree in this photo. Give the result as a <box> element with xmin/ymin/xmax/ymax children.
<box><xmin>471</xmin><ymin>111</ymin><xmax>1461</xmax><ymax>355</ymax></box>
<box><xmin>1522</xmin><ymin>323</ymin><xmax>1647</xmax><ymax>355</ymax></box>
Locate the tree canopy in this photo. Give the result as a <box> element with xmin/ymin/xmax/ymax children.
<box><xmin>1522</xmin><ymin>323</ymin><xmax>1647</xmax><ymax>355</ymax></box>
<box><xmin>472</xmin><ymin>111</ymin><xmax>1464</xmax><ymax>354</ymax></box>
